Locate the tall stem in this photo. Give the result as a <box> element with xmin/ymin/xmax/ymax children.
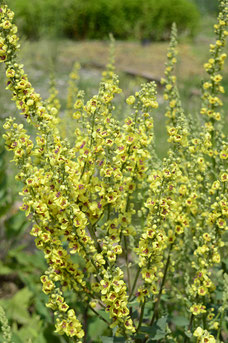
<box><xmin>129</xmin><ymin>267</ymin><xmax>141</xmax><ymax>301</ymax></box>
<box><xmin>136</xmin><ymin>300</ymin><xmax>146</xmax><ymax>333</ymax></box>
<box><xmin>124</xmin><ymin>236</ymin><xmax>131</xmax><ymax>294</ymax></box>
<box><xmin>83</xmin><ymin>306</ymin><xmax>88</xmax><ymax>343</ymax></box>
<box><xmin>149</xmin><ymin>244</ymin><xmax>173</xmax><ymax>326</ymax></box>
<box><xmin>216</xmin><ymin>310</ymin><xmax>224</xmax><ymax>341</ymax></box>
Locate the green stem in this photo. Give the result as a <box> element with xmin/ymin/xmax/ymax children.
<box><xmin>216</xmin><ymin>310</ymin><xmax>225</xmax><ymax>341</ymax></box>
<box><xmin>149</xmin><ymin>244</ymin><xmax>173</xmax><ymax>326</ymax></box>
<box><xmin>129</xmin><ymin>267</ymin><xmax>141</xmax><ymax>301</ymax></box>
<box><xmin>184</xmin><ymin>313</ymin><xmax>194</xmax><ymax>343</ymax></box>
<box><xmin>80</xmin><ymin>107</ymin><xmax>97</xmax><ymax>179</ymax></box>
<box><xmin>203</xmin><ymin>313</ymin><xmax>206</xmax><ymax>329</ymax></box>
<box><xmin>83</xmin><ymin>306</ymin><xmax>89</xmax><ymax>343</ymax></box>
<box><xmin>136</xmin><ymin>300</ymin><xmax>146</xmax><ymax>333</ymax></box>
<box><xmin>124</xmin><ymin>236</ymin><xmax>131</xmax><ymax>294</ymax></box>
<box><xmin>90</xmin><ymin>218</ymin><xmax>110</xmax><ymax>269</ymax></box>
<box><xmin>107</xmin><ymin>203</ymin><xmax>111</xmax><ymax>221</ymax></box>
<box><xmin>88</xmin><ymin>305</ymin><xmax>110</xmax><ymax>325</ymax></box>
<box><xmin>88</xmin><ymin>224</ymin><xmax>102</xmax><ymax>253</ymax></box>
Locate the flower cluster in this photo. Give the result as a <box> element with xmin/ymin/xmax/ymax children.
<box><xmin>1</xmin><ymin>1</ymin><xmax>228</xmax><ymax>342</ymax></box>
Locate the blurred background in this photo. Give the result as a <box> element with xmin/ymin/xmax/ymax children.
<box><xmin>5</xmin><ymin>0</ymin><xmax>216</xmax><ymax>40</ymax></box>
<box><xmin>0</xmin><ymin>0</ymin><xmax>228</xmax><ymax>342</ymax></box>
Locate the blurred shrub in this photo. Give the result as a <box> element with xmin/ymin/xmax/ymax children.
<box><xmin>8</xmin><ymin>0</ymin><xmax>200</xmax><ymax>40</ymax></box>
<box><xmin>7</xmin><ymin>0</ymin><xmax>65</xmax><ymax>39</ymax></box>
<box><xmin>194</xmin><ymin>0</ymin><xmax>218</xmax><ymax>14</ymax></box>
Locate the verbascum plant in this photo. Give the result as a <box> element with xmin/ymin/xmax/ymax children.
<box><xmin>0</xmin><ymin>1</ymin><xmax>228</xmax><ymax>342</ymax></box>
<box><xmin>0</xmin><ymin>305</ymin><xmax>13</xmax><ymax>343</ymax></box>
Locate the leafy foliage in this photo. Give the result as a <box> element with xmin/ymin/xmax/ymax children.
<box><xmin>7</xmin><ymin>0</ymin><xmax>200</xmax><ymax>40</ymax></box>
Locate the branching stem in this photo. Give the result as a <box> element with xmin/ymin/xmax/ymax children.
<box><xmin>88</xmin><ymin>305</ymin><xmax>110</xmax><ymax>325</ymax></box>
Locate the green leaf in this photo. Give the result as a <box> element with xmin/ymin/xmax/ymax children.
<box><xmin>113</xmin><ymin>339</ymin><xmax>126</xmax><ymax>342</ymax></box>
<box><xmin>0</xmin><ymin>202</ymin><xmax>11</xmax><ymax>217</ymax></box>
<box><xmin>4</xmin><ymin>211</ymin><xmax>28</xmax><ymax>240</ymax></box>
<box><xmin>152</xmin><ymin>331</ymin><xmax>167</xmax><ymax>340</ymax></box>
<box><xmin>134</xmin><ymin>334</ymin><xmax>145</xmax><ymax>340</ymax></box>
<box><xmin>100</xmin><ymin>338</ymin><xmax>114</xmax><ymax>343</ymax></box>
<box><xmin>10</xmin><ymin>250</ymin><xmax>35</xmax><ymax>268</ymax></box>
<box><xmin>11</xmin><ymin>333</ymin><xmax>23</xmax><ymax>343</ymax></box>
<box><xmin>14</xmin><ymin>315</ymin><xmax>43</xmax><ymax>342</ymax></box>
<box><xmin>28</xmin><ymin>251</ymin><xmax>47</xmax><ymax>270</ymax></box>
<box><xmin>140</xmin><ymin>316</ymin><xmax>168</xmax><ymax>340</ymax></box>
<box><xmin>9</xmin><ymin>249</ymin><xmax>46</xmax><ymax>272</ymax></box>
<box><xmin>0</xmin><ymin>261</ymin><xmax>13</xmax><ymax>275</ymax></box>
<box><xmin>156</xmin><ymin>316</ymin><xmax>168</xmax><ymax>331</ymax></box>
<box><xmin>33</xmin><ymin>332</ymin><xmax>47</xmax><ymax>343</ymax></box>
<box><xmin>3</xmin><ymin>287</ymin><xmax>33</xmax><ymax>325</ymax></box>
<box><xmin>35</xmin><ymin>298</ymin><xmax>51</xmax><ymax>321</ymax></box>
<box><xmin>18</xmin><ymin>272</ymin><xmax>40</xmax><ymax>293</ymax></box>
<box><xmin>0</xmin><ymin>189</ymin><xmax>7</xmax><ymax>200</ymax></box>
<box><xmin>184</xmin><ymin>330</ymin><xmax>193</xmax><ymax>338</ymax></box>
<box><xmin>140</xmin><ymin>326</ymin><xmax>156</xmax><ymax>334</ymax></box>
<box><xmin>100</xmin><ymin>338</ymin><xmax>126</xmax><ymax>343</ymax></box>
<box><xmin>43</xmin><ymin>324</ymin><xmax>63</xmax><ymax>343</ymax></box>
<box><xmin>88</xmin><ymin>309</ymin><xmax>110</xmax><ymax>340</ymax></box>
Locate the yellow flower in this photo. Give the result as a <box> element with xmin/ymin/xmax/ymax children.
<box><xmin>212</xmin><ymin>252</ymin><xmax>220</xmax><ymax>264</ymax></box>
<box><xmin>170</xmin><ymin>100</ymin><xmax>176</xmax><ymax>108</ymax></box>
<box><xmin>6</xmin><ymin>68</ymin><xmax>15</xmax><ymax>77</ymax></box>
<box><xmin>193</xmin><ymin>327</ymin><xmax>204</xmax><ymax>337</ymax></box>
<box><xmin>126</xmin><ymin>95</ymin><xmax>135</xmax><ymax>105</ymax></box>
<box><xmin>198</xmin><ymin>286</ymin><xmax>207</xmax><ymax>296</ymax></box>
<box><xmin>220</xmin><ymin>151</ymin><xmax>227</xmax><ymax>159</ymax></box>
<box><xmin>213</xmin><ymin>74</ymin><xmax>222</xmax><ymax>83</ymax></box>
